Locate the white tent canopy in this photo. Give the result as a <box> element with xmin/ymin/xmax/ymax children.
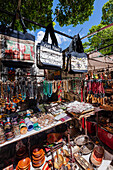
<box><xmin>88</xmin><ymin>51</ymin><xmax>113</xmax><ymax>72</ymax></box>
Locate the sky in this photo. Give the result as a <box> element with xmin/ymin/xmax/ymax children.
<box><xmin>28</xmin><ymin>0</ymin><xmax>109</xmax><ymax>50</ymax></box>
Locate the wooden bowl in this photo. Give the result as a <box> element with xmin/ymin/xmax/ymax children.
<box><xmin>32</xmin><ymin>154</ymin><xmax>45</xmax><ymax>164</ymax></box>
<box><xmin>16</xmin><ymin>164</ymin><xmax>30</xmax><ymax>170</ymax></box>
<box><xmin>32</xmin><ymin>157</ymin><xmax>45</xmax><ymax>168</ymax></box>
<box><xmin>32</xmin><ymin>151</ymin><xmax>45</xmax><ymax>161</ymax></box>
<box><xmin>32</xmin><ymin>148</ymin><xmax>44</xmax><ymax>157</ymax></box>
<box><xmin>18</xmin><ymin>157</ymin><xmax>30</xmax><ymax>169</ymax></box>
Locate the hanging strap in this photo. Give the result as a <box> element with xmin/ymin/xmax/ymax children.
<box><xmin>69</xmin><ymin>34</ymin><xmax>84</xmax><ymax>53</ymax></box>
<box><xmin>7</xmin><ymin>9</ymin><xmax>27</xmax><ymax>33</ymax></box>
<box><xmin>42</xmin><ymin>23</ymin><xmax>58</xmax><ymax>47</ymax></box>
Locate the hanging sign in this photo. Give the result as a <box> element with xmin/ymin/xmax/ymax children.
<box><xmin>36</xmin><ymin>23</ymin><xmax>62</xmax><ymax>70</ymax></box>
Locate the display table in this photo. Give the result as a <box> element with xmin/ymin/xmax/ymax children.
<box><xmin>18</xmin><ymin>144</ymin><xmax>112</xmax><ymax>170</ymax></box>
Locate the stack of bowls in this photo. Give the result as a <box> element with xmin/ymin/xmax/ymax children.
<box><xmin>16</xmin><ymin>157</ymin><xmax>31</xmax><ymax>170</ymax></box>
<box><xmin>32</xmin><ymin>148</ymin><xmax>45</xmax><ymax>168</ymax></box>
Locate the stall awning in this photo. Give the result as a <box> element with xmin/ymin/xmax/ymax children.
<box><xmin>88</xmin><ymin>51</ymin><xmax>113</xmax><ymax>71</ymax></box>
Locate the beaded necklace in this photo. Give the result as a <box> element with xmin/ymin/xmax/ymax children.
<box><xmin>48</xmin><ymin>82</ymin><xmax>52</xmax><ymax>97</ymax></box>
<box><xmin>68</xmin><ymin>80</ymin><xmax>71</xmax><ymax>91</ymax></box>
<box><xmin>65</xmin><ymin>80</ymin><xmax>69</xmax><ymax>92</ymax></box>
<box><xmin>43</xmin><ymin>80</ymin><xmax>48</xmax><ymax>96</ymax></box>
<box><xmin>52</xmin><ymin>81</ymin><xmax>57</xmax><ymax>93</ymax></box>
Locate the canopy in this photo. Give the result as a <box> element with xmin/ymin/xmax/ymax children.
<box><xmin>88</xmin><ymin>51</ymin><xmax>113</xmax><ymax>72</ymax></box>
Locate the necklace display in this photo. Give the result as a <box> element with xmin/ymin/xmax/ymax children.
<box><xmin>0</xmin><ymin>78</ymin><xmax>85</xmax><ymax>109</ymax></box>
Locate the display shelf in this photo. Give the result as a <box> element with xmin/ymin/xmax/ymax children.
<box><xmin>0</xmin><ymin>118</ymin><xmax>72</xmax><ymax>148</ymax></box>
<box><xmin>0</xmin><ymin>108</ymin><xmax>99</xmax><ymax>148</ymax></box>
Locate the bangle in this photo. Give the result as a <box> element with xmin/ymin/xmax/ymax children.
<box><xmin>13</xmin><ymin>125</ymin><xmax>20</xmax><ymax>138</ymax></box>
<box><xmin>19</xmin><ymin>120</ymin><xmax>25</xmax><ymax>124</ymax></box>
<box><xmin>0</xmin><ymin>138</ymin><xmax>6</xmax><ymax>144</ymax></box>
<box><xmin>27</xmin><ymin>122</ymin><xmax>33</xmax><ymax>131</ymax></box>
<box><xmin>20</xmin><ymin>127</ymin><xmax>27</xmax><ymax>134</ymax></box>
<box><xmin>0</xmin><ymin>121</ymin><xmax>3</xmax><ymax>126</ymax></box>
<box><xmin>19</xmin><ymin>123</ymin><xmax>26</xmax><ymax>129</ymax></box>
<box><xmin>24</xmin><ymin>117</ymin><xmax>30</xmax><ymax>125</ymax></box>
<box><xmin>6</xmin><ymin>136</ymin><xmax>14</xmax><ymax>141</ymax></box>
<box><xmin>4</xmin><ymin>122</ymin><xmax>11</xmax><ymax>126</ymax></box>
<box><xmin>4</xmin><ymin>124</ymin><xmax>11</xmax><ymax>131</ymax></box>
<box><xmin>33</xmin><ymin>123</ymin><xmax>41</xmax><ymax>131</ymax></box>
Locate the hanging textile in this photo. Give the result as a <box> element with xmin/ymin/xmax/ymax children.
<box><xmin>0</xmin><ymin>11</ymin><xmax>35</xmax><ymax>68</ymax></box>
<box><xmin>36</xmin><ymin>23</ymin><xmax>62</xmax><ymax>70</ymax></box>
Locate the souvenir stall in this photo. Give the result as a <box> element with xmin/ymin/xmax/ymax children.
<box><xmin>0</xmin><ymin>11</ymin><xmax>113</xmax><ymax>170</ymax></box>
<box><xmin>83</xmin><ymin>51</ymin><xmax>113</xmax><ymax>151</ymax></box>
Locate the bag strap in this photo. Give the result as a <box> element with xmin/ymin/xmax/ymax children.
<box><xmin>7</xmin><ymin>9</ymin><xmax>27</xmax><ymax>34</ymax></box>
<box><xmin>42</xmin><ymin>23</ymin><xmax>58</xmax><ymax>47</ymax></box>
<box><xmin>69</xmin><ymin>34</ymin><xmax>84</xmax><ymax>53</ymax></box>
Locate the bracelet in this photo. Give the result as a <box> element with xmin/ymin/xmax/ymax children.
<box><xmin>27</xmin><ymin>122</ymin><xmax>33</xmax><ymax>131</ymax></box>
<box><xmin>33</xmin><ymin>123</ymin><xmax>41</xmax><ymax>131</ymax></box>
<box><xmin>20</xmin><ymin>127</ymin><xmax>27</xmax><ymax>134</ymax></box>
<box><xmin>19</xmin><ymin>123</ymin><xmax>27</xmax><ymax>129</ymax></box>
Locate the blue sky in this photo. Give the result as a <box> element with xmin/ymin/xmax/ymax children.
<box><xmin>28</xmin><ymin>0</ymin><xmax>109</xmax><ymax>50</ymax></box>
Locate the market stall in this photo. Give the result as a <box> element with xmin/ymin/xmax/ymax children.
<box><xmin>0</xmin><ymin>10</ymin><xmax>113</xmax><ymax>170</ymax></box>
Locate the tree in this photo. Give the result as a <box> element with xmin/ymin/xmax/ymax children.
<box><xmin>101</xmin><ymin>0</ymin><xmax>113</xmax><ymax>25</ymax></box>
<box><xmin>0</xmin><ymin>0</ymin><xmax>53</xmax><ymax>31</ymax></box>
<box><xmin>83</xmin><ymin>0</ymin><xmax>113</xmax><ymax>56</ymax></box>
<box><xmin>55</xmin><ymin>0</ymin><xmax>95</xmax><ymax>27</ymax></box>
<box><xmin>0</xmin><ymin>0</ymin><xmax>95</xmax><ymax>31</ymax></box>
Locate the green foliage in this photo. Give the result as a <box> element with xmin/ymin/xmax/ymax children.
<box><xmin>0</xmin><ymin>0</ymin><xmax>53</xmax><ymax>31</ymax></box>
<box><xmin>83</xmin><ymin>0</ymin><xmax>113</xmax><ymax>56</ymax></box>
<box><xmin>55</xmin><ymin>0</ymin><xmax>95</xmax><ymax>27</ymax></box>
<box><xmin>0</xmin><ymin>0</ymin><xmax>95</xmax><ymax>31</ymax></box>
<box><xmin>83</xmin><ymin>24</ymin><xmax>113</xmax><ymax>55</ymax></box>
<box><xmin>101</xmin><ymin>0</ymin><xmax>113</xmax><ymax>25</ymax></box>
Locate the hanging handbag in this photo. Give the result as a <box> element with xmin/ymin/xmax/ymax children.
<box><xmin>0</xmin><ymin>10</ymin><xmax>35</xmax><ymax>68</ymax></box>
<box><xmin>36</xmin><ymin>23</ymin><xmax>62</xmax><ymax>70</ymax></box>
<box><xmin>64</xmin><ymin>34</ymin><xmax>87</xmax><ymax>73</ymax></box>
